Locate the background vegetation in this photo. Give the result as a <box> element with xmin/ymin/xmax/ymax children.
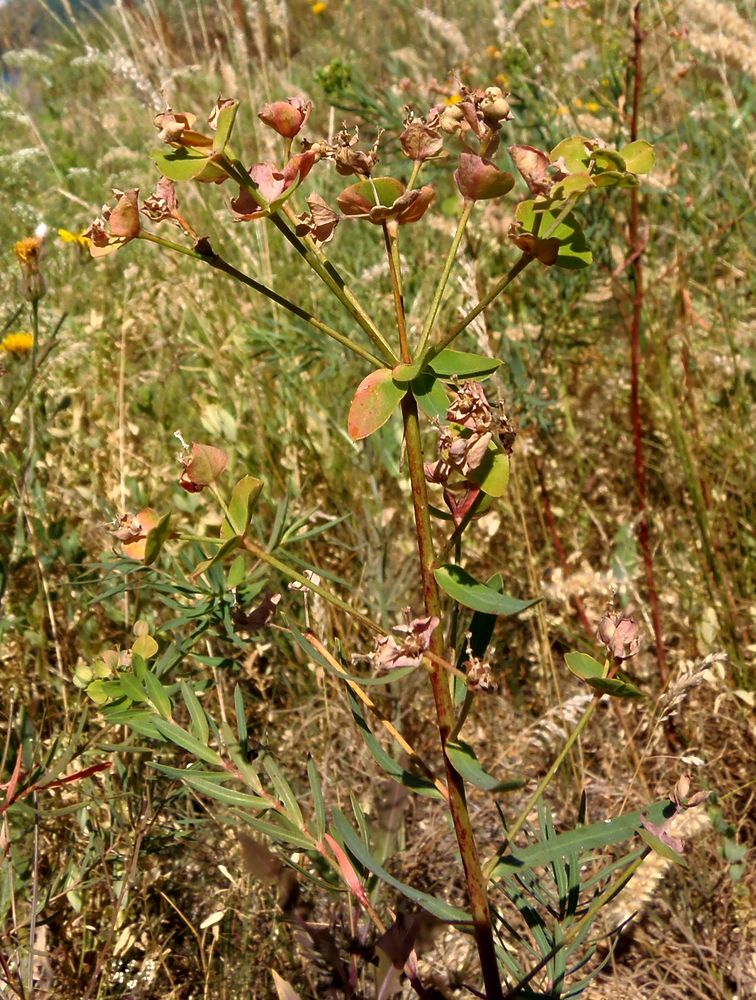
<box><xmin>0</xmin><ymin>0</ymin><xmax>753</xmax><ymax>997</ymax></box>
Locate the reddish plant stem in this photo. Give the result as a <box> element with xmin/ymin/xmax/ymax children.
<box><xmin>628</xmin><ymin>3</ymin><xmax>668</xmax><ymax>684</ymax></box>
<box><xmin>401</xmin><ymin>393</ymin><xmax>504</xmax><ymax>1000</ymax></box>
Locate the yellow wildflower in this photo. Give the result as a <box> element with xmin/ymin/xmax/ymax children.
<box><xmin>585</xmin><ymin>101</ymin><xmax>601</xmax><ymax>112</ymax></box>
<box><xmin>13</xmin><ymin>235</ymin><xmax>45</xmax><ymax>301</ymax></box>
<box><xmin>556</xmin><ymin>104</ymin><xmax>569</xmax><ymax>116</ymax></box>
<box><xmin>311</xmin><ymin>1</ymin><xmax>327</xmax><ymax>12</ymax></box>
<box><xmin>1</xmin><ymin>332</ymin><xmax>34</xmax><ymax>354</ymax></box>
<box><xmin>540</xmin><ymin>16</ymin><xmax>554</xmax><ymax>27</ymax></box>
<box><xmin>574</xmin><ymin>97</ymin><xmax>584</xmax><ymax>108</ymax></box>
<box><xmin>13</xmin><ymin>236</ymin><xmax>42</xmax><ymax>268</ymax></box>
<box><xmin>58</xmin><ymin>228</ymin><xmax>91</xmax><ymax>250</ymax></box>
<box><xmin>445</xmin><ymin>93</ymin><xmax>463</xmax><ymax>106</ymax></box>
<box><xmin>486</xmin><ymin>45</ymin><xmax>502</xmax><ymax>60</ymax></box>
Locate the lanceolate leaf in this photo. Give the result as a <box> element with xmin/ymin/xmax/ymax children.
<box><xmin>347</xmin><ymin>369</ymin><xmax>407</xmax><ymax>441</ymax></box>
<box><xmin>153</xmin><ymin>718</ymin><xmax>223</xmax><ymax>766</ymax></box>
<box><xmin>271</xmin><ymin>970</ymin><xmax>303</xmax><ymax>1000</ymax></box>
<box><xmin>347</xmin><ymin>689</ymin><xmax>442</xmax><ymax>799</ymax></box>
<box><xmin>333</xmin><ymin>810</ymin><xmax>470</xmax><ymax>922</ymax></box>
<box><xmin>435</xmin><ymin>564</ymin><xmax>538</xmax><ymax>616</ymax></box>
<box><xmin>446</xmin><ymin>740</ymin><xmax>524</xmax><ymax>792</ymax></box>
<box><xmin>191</xmin><ymin>534</ymin><xmax>242</xmax><ymax>578</ymax></box>
<box><xmin>425</xmin><ymin>349</ymin><xmax>503</xmax><ymax>381</ymax></box>
<box><xmin>489</xmin><ymin>800</ymin><xmax>676</xmax><ymax>879</ymax></box>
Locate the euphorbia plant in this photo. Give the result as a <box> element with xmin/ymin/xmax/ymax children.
<box><xmin>77</xmin><ymin>82</ymin><xmax>698</xmax><ymax>999</ymax></box>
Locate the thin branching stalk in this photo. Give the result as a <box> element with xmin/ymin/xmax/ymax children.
<box><xmin>240</xmin><ymin>536</ymin><xmax>384</xmax><ymax>636</ymax></box>
<box><xmin>383</xmin><ymin>222</ymin><xmax>411</xmax><ymax>363</ymax></box>
<box><xmin>220</xmin><ymin>154</ymin><xmax>397</xmax><ymax>363</ymax></box>
<box><xmin>139</xmin><ymin>232</ymin><xmax>384</xmax><ymax>367</ymax></box>
<box><xmin>415</xmin><ymin>199</ymin><xmax>475</xmax><ymax>357</ymax></box>
<box><xmin>424</xmin><ymin>253</ymin><xmax>533</xmax><ymax>361</ymax></box>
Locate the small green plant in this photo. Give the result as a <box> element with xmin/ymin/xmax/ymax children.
<box><xmin>67</xmin><ymin>81</ymin><xmax>709</xmax><ymax>999</ymax></box>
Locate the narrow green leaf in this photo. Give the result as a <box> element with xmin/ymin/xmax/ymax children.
<box><xmin>263</xmin><ymin>756</ymin><xmax>304</xmax><ymax>828</ymax></box>
<box><xmin>227</xmin><ymin>554</ymin><xmax>247</xmax><ymax>589</ymax></box>
<box><xmin>426</xmin><ymin>349</ymin><xmax>502</xmax><ymax>381</ymax></box>
<box><xmin>144</xmin><ymin>512</ymin><xmax>172</xmax><ymax>566</ymax></box>
<box><xmin>307</xmin><ymin>756</ymin><xmax>327</xmax><ymax>842</ymax></box>
<box><xmin>181</xmin><ymin>773</ymin><xmax>269</xmax><ymax>810</ymax></box>
<box><xmin>638</xmin><ymin>827</ymin><xmax>687</xmax><ymax>866</ymax></box>
<box><xmin>490</xmin><ymin>800</ymin><xmax>676</xmax><ymax>878</ymax></box>
<box><xmin>333</xmin><ymin>810</ymin><xmax>469</xmax><ymax>922</ymax></box>
<box><xmin>153</xmin><ymin>717</ymin><xmax>223</xmax><ymax>766</ymax></box>
<box><xmin>118</xmin><ymin>671</ymin><xmax>147</xmax><ymax>703</ymax></box>
<box><xmin>140</xmin><ymin>665</ymin><xmax>173</xmax><ymax>720</ymax></box>
<box><xmin>237</xmin><ymin>813</ymin><xmax>313</xmax><ymax>850</ymax></box>
<box><xmin>192</xmin><ymin>534</ymin><xmax>242</xmax><ymax>577</ymax></box>
<box><xmin>180</xmin><ymin>682</ymin><xmax>210</xmax><ymax>745</ymax></box>
<box><xmin>234</xmin><ymin>685</ymin><xmax>248</xmax><ymax>748</ymax></box>
<box><xmin>564</xmin><ymin>651</ymin><xmax>605</xmax><ymax>680</ymax></box>
<box><xmin>346</xmin><ymin>689</ymin><xmax>442</xmax><ymax>799</ymax></box>
<box><xmin>447</xmin><ymin>740</ymin><xmax>524</xmax><ymax>792</ymax></box>
<box><xmin>435</xmin><ymin>564</ymin><xmax>538</xmax><ymax>616</ymax></box>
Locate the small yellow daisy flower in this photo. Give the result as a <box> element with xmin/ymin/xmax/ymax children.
<box><xmin>540</xmin><ymin>16</ymin><xmax>554</xmax><ymax>27</ymax></box>
<box><xmin>585</xmin><ymin>101</ymin><xmax>600</xmax><ymax>112</ymax></box>
<box><xmin>311</xmin><ymin>1</ymin><xmax>327</xmax><ymax>12</ymax></box>
<box><xmin>58</xmin><ymin>228</ymin><xmax>91</xmax><ymax>250</ymax></box>
<box><xmin>13</xmin><ymin>236</ymin><xmax>42</xmax><ymax>268</ymax></box>
<box><xmin>445</xmin><ymin>93</ymin><xmax>463</xmax><ymax>106</ymax></box>
<box><xmin>0</xmin><ymin>332</ymin><xmax>34</xmax><ymax>354</ymax></box>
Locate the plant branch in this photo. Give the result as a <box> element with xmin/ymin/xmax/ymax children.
<box><xmin>383</xmin><ymin>222</ymin><xmax>411</xmax><ymax>363</ymax></box>
<box><xmin>220</xmin><ymin>154</ymin><xmax>397</xmax><ymax>363</ymax></box>
<box><xmin>416</xmin><ymin>199</ymin><xmax>474</xmax><ymax>358</ymax></box>
<box><xmin>139</xmin><ymin>232</ymin><xmax>384</xmax><ymax>368</ymax></box>
<box><xmin>424</xmin><ymin>253</ymin><xmax>533</xmax><ymax>361</ymax></box>
<box><xmin>240</xmin><ymin>536</ymin><xmax>384</xmax><ymax>637</ymax></box>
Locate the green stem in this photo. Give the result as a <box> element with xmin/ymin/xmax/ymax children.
<box><xmin>240</xmin><ymin>536</ymin><xmax>384</xmax><ymax>637</ymax></box>
<box><xmin>401</xmin><ymin>393</ymin><xmax>503</xmax><ymax>1000</ymax></box>
<box><xmin>483</xmin><ymin>694</ymin><xmax>600</xmax><ymax>880</ymax></box>
<box><xmin>383</xmin><ymin>222</ymin><xmax>411</xmax><ymax>363</ymax></box>
<box><xmin>139</xmin><ymin>232</ymin><xmax>384</xmax><ymax>368</ymax></box>
<box><xmin>416</xmin><ymin>199</ymin><xmax>474</xmax><ymax>358</ymax></box>
<box><xmin>424</xmin><ymin>253</ymin><xmax>533</xmax><ymax>362</ymax></box>
<box><xmin>220</xmin><ymin>154</ymin><xmax>397</xmax><ymax>363</ymax></box>
<box><xmin>406</xmin><ymin>160</ymin><xmax>423</xmax><ymax>192</ymax></box>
